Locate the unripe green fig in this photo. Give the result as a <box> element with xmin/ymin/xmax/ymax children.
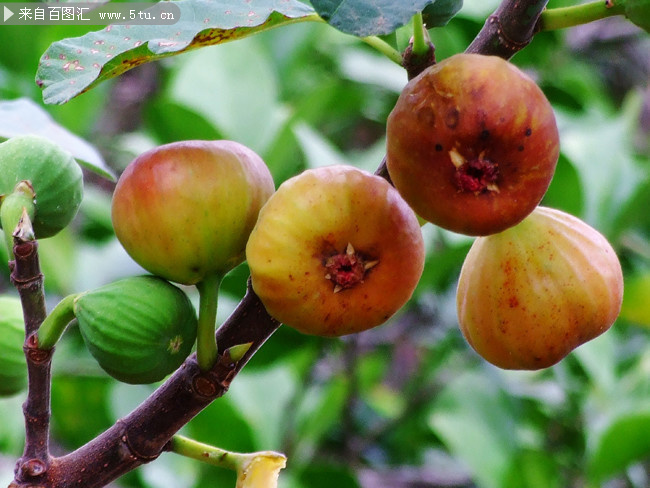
<box><xmin>386</xmin><ymin>53</ymin><xmax>559</xmax><ymax>236</ymax></box>
<box><xmin>246</xmin><ymin>165</ymin><xmax>425</xmax><ymax>337</ymax></box>
<box><xmin>0</xmin><ymin>135</ymin><xmax>83</xmax><ymax>238</ymax></box>
<box><xmin>0</xmin><ymin>296</ymin><xmax>27</xmax><ymax>396</ymax></box>
<box><xmin>456</xmin><ymin>207</ymin><xmax>623</xmax><ymax>370</ymax></box>
<box><xmin>111</xmin><ymin>140</ymin><xmax>275</xmax><ymax>285</ymax></box>
<box><xmin>74</xmin><ymin>276</ymin><xmax>198</xmax><ymax>384</ymax></box>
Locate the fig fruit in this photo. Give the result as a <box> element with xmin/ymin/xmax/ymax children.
<box><xmin>456</xmin><ymin>206</ymin><xmax>624</xmax><ymax>370</ymax></box>
<box><xmin>0</xmin><ymin>296</ymin><xmax>27</xmax><ymax>396</ymax></box>
<box><xmin>111</xmin><ymin>140</ymin><xmax>275</xmax><ymax>285</ymax></box>
<box><xmin>246</xmin><ymin>165</ymin><xmax>425</xmax><ymax>337</ymax></box>
<box><xmin>74</xmin><ymin>275</ymin><xmax>198</xmax><ymax>384</ymax></box>
<box><xmin>386</xmin><ymin>53</ymin><xmax>559</xmax><ymax>236</ymax></box>
<box><xmin>0</xmin><ymin>135</ymin><xmax>83</xmax><ymax>239</ymax></box>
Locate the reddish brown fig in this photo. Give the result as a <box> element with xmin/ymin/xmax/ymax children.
<box><xmin>386</xmin><ymin>53</ymin><xmax>560</xmax><ymax>236</ymax></box>
<box><xmin>456</xmin><ymin>207</ymin><xmax>624</xmax><ymax>370</ymax></box>
<box><xmin>246</xmin><ymin>165</ymin><xmax>425</xmax><ymax>337</ymax></box>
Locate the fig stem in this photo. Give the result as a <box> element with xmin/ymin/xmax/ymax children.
<box><xmin>1</xmin><ymin>186</ymin><xmax>36</xmax><ymax>258</ymax></box>
<box><xmin>411</xmin><ymin>12</ymin><xmax>429</xmax><ymax>58</ymax></box>
<box><xmin>195</xmin><ymin>274</ymin><xmax>222</xmax><ymax>371</ymax></box>
<box><xmin>539</xmin><ymin>0</ymin><xmax>625</xmax><ymax>30</ymax></box>
<box><xmin>36</xmin><ymin>293</ymin><xmax>79</xmax><ymax>350</ymax></box>
<box><xmin>360</xmin><ymin>36</ymin><xmax>403</xmax><ymax>65</ymax></box>
<box><xmin>170</xmin><ymin>435</ymin><xmax>285</xmax><ymax>470</ymax></box>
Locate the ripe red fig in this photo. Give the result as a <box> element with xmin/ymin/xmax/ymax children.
<box><xmin>386</xmin><ymin>53</ymin><xmax>560</xmax><ymax>236</ymax></box>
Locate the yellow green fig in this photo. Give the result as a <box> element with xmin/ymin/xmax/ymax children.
<box><xmin>246</xmin><ymin>165</ymin><xmax>425</xmax><ymax>337</ymax></box>
<box><xmin>456</xmin><ymin>207</ymin><xmax>624</xmax><ymax>370</ymax></box>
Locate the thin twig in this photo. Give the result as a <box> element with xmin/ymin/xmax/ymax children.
<box><xmin>10</xmin><ymin>218</ymin><xmax>52</xmax><ymax>487</ymax></box>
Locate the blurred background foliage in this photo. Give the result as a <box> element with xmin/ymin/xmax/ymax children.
<box><xmin>1</xmin><ymin>0</ymin><xmax>650</xmax><ymax>487</ymax></box>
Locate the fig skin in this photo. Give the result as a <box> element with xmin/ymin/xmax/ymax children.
<box><xmin>386</xmin><ymin>53</ymin><xmax>560</xmax><ymax>236</ymax></box>
<box><xmin>456</xmin><ymin>207</ymin><xmax>624</xmax><ymax>370</ymax></box>
<box><xmin>74</xmin><ymin>275</ymin><xmax>198</xmax><ymax>384</ymax></box>
<box><xmin>0</xmin><ymin>134</ymin><xmax>83</xmax><ymax>238</ymax></box>
<box><xmin>111</xmin><ymin>140</ymin><xmax>275</xmax><ymax>285</ymax></box>
<box><xmin>246</xmin><ymin>165</ymin><xmax>425</xmax><ymax>337</ymax></box>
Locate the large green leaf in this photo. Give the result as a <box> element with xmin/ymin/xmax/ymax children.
<box><xmin>310</xmin><ymin>0</ymin><xmax>439</xmax><ymax>36</ymax></box>
<box><xmin>588</xmin><ymin>410</ymin><xmax>650</xmax><ymax>482</ymax></box>
<box><xmin>422</xmin><ymin>0</ymin><xmax>463</xmax><ymax>28</ymax></box>
<box><xmin>429</xmin><ymin>372</ymin><xmax>519</xmax><ymax>488</ymax></box>
<box><xmin>36</xmin><ymin>0</ymin><xmax>318</xmax><ymax>105</ymax></box>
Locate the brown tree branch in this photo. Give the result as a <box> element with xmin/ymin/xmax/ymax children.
<box><xmin>10</xmin><ymin>239</ymin><xmax>279</xmax><ymax>488</ymax></box>
<box><xmin>466</xmin><ymin>0</ymin><xmax>550</xmax><ymax>58</ymax></box>
<box><xmin>10</xmin><ymin>220</ymin><xmax>53</xmax><ymax>488</ymax></box>
<box><xmin>47</xmin><ymin>284</ymin><xmax>279</xmax><ymax>488</ymax></box>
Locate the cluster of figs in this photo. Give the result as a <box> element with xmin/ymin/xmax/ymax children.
<box><xmin>0</xmin><ymin>53</ymin><xmax>623</xmax><ymax>392</ymax></box>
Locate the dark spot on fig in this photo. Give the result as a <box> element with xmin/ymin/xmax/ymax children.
<box><xmin>525</xmin><ymin>128</ymin><xmax>532</xmax><ymax>136</ymax></box>
<box><xmin>479</xmin><ymin>129</ymin><xmax>490</xmax><ymax>140</ymax></box>
<box><xmin>435</xmin><ymin>144</ymin><xmax>443</xmax><ymax>151</ymax></box>
<box><xmin>445</xmin><ymin>108</ymin><xmax>459</xmax><ymax>129</ymax></box>
<box><xmin>518</xmin><ymin>145</ymin><xmax>525</xmax><ymax>151</ymax></box>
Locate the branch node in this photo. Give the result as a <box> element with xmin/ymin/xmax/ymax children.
<box><xmin>19</xmin><ymin>459</ymin><xmax>47</xmax><ymax>478</ymax></box>
<box><xmin>119</xmin><ymin>424</ymin><xmax>161</xmax><ymax>462</ymax></box>
<box><xmin>192</xmin><ymin>375</ymin><xmax>218</xmax><ymax>398</ymax></box>
<box><xmin>25</xmin><ymin>333</ymin><xmax>53</xmax><ymax>363</ymax></box>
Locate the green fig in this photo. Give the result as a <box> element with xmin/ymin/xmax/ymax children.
<box><xmin>0</xmin><ymin>135</ymin><xmax>83</xmax><ymax>240</ymax></box>
<box><xmin>74</xmin><ymin>276</ymin><xmax>198</xmax><ymax>384</ymax></box>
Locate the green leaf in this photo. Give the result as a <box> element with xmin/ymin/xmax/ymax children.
<box><xmin>555</xmin><ymin>95</ymin><xmax>644</xmax><ymax>233</ymax></box>
<box><xmin>429</xmin><ymin>372</ymin><xmax>519</xmax><ymax>488</ymax></box>
<box><xmin>167</xmin><ymin>36</ymin><xmax>282</xmax><ymax>154</ymax></box>
<box><xmin>310</xmin><ymin>0</ymin><xmax>436</xmax><ymax>36</ymax></box>
<box><xmin>36</xmin><ymin>0</ymin><xmax>317</xmax><ymax>105</ymax></box>
<box><xmin>620</xmin><ymin>272</ymin><xmax>650</xmax><ymax>327</ymax></box>
<box><xmin>625</xmin><ymin>0</ymin><xmax>650</xmax><ymax>32</ymax></box>
<box><xmin>588</xmin><ymin>410</ymin><xmax>650</xmax><ymax>482</ymax></box>
<box><xmin>0</xmin><ymin>98</ymin><xmax>114</xmax><ymax>181</ymax></box>
<box><xmin>422</xmin><ymin>0</ymin><xmax>463</xmax><ymax>28</ymax></box>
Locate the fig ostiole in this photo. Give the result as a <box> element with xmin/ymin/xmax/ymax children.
<box><xmin>0</xmin><ymin>296</ymin><xmax>28</xmax><ymax>397</ymax></box>
<box><xmin>456</xmin><ymin>206</ymin><xmax>624</xmax><ymax>370</ymax></box>
<box><xmin>0</xmin><ymin>135</ymin><xmax>83</xmax><ymax>244</ymax></box>
<box><xmin>72</xmin><ymin>275</ymin><xmax>198</xmax><ymax>384</ymax></box>
<box><xmin>246</xmin><ymin>165</ymin><xmax>425</xmax><ymax>337</ymax></box>
<box><xmin>386</xmin><ymin>53</ymin><xmax>559</xmax><ymax>236</ymax></box>
<box><xmin>111</xmin><ymin>140</ymin><xmax>275</xmax><ymax>371</ymax></box>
